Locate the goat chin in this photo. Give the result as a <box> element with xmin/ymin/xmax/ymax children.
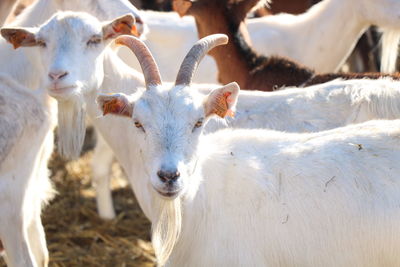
<box><xmin>56</xmin><ymin>95</ymin><xmax>86</xmax><ymax>159</ymax></box>
<box><xmin>151</xmin><ymin>197</ymin><xmax>182</xmax><ymax>266</ymax></box>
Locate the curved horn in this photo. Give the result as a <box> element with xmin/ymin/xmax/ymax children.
<box><xmin>115</xmin><ymin>35</ymin><xmax>162</xmax><ymax>87</ymax></box>
<box><xmin>175</xmin><ymin>34</ymin><xmax>228</xmax><ymax>86</ymax></box>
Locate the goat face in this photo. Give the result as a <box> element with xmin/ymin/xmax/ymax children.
<box><xmin>1</xmin><ymin>11</ymin><xmax>137</xmax><ymax>101</ymax></box>
<box><xmin>97</xmin><ymin>83</ymin><xmax>239</xmax><ymax>199</ymax></box>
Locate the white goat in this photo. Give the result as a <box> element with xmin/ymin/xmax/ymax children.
<box><xmin>12</xmin><ymin>10</ymin><xmax>400</xmax><ymax>226</ymax></box>
<box><xmin>0</xmin><ymin>73</ymin><xmax>55</xmax><ymax>267</ymax></box>
<box><xmin>0</xmin><ymin>0</ymin><xmax>144</xmax><ymax>90</ymax></box>
<box><xmin>98</xmin><ymin>35</ymin><xmax>400</xmax><ymax>266</ymax></box>
<box><xmin>247</xmin><ymin>0</ymin><xmax>400</xmax><ymax>73</ymax></box>
<box><xmin>1</xmin><ymin>11</ymin><xmax>145</xmax><ymax>218</ymax></box>
<box><xmin>0</xmin><ymin>0</ymin><xmax>145</xmax><ymax>161</ymax></box>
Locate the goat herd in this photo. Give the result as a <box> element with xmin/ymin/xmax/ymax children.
<box><xmin>1</xmin><ymin>0</ymin><xmax>400</xmax><ymax>266</ymax></box>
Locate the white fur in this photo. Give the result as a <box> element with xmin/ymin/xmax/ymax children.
<box><xmin>380</xmin><ymin>28</ymin><xmax>400</xmax><ymax>73</ymax></box>
<box><xmin>249</xmin><ymin>0</ymin><xmax>400</xmax><ymax>73</ymax></box>
<box><xmin>0</xmin><ymin>73</ymin><xmax>55</xmax><ymax>267</ymax></box>
<box><xmin>97</xmin><ymin>81</ymin><xmax>400</xmax><ymax>266</ymax></box>
<box><xmin>203</xmin><ymin>78</ymin><xmax>400</xmax><ymax>132</ymax></box>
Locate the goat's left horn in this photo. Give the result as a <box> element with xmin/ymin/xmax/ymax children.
<box><xmin>115</xmin><ymin>35</ymin><xmax>162</xmax><ymax>87</ymax></box>
<box><xmin>175</xmin><ymin>34</ymin><xmax>228</xmax><ymax>86</ymax></box>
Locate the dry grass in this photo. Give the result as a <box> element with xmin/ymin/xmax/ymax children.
<box><xmin>0</xmin><ymin>129</ymin><xmax>156</xmax><ymax>267</ymax></box>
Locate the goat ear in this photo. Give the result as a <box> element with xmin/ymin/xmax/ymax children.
<box><xmin>204</xmin><ymin>82</ymin><xmax>240</xmax><ymax>118</ymax></box>
<box><xmin>102</xmin><ymin>14</ymin><xmax>138</xmax><ymax>40</ymax></box>
<box><xmin>0</xmin><ymin>27</ymin><xmax>37</xmax><ymax>49</ymax></box>
<box><xmin>96</xmin><ymin>93</ymin><xmax>134</xmax><ymax>118</ymax></box>
<box><xmin>172</xmin><ymin>0</ymin><xmax>192</xmax><ymax>17</ymax></box>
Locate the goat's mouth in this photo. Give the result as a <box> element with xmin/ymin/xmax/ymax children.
<box><xmin>153</xmin><ymin>187</ymin><xmax>182</xmax><ymax>199</ymax></box>
<box><xmin>47</xmin><ymin>85</ymin><xmax>77</xmax><ymax>98</ymax></box>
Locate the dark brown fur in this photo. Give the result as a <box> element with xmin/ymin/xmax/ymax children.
<box><xmin>306</xmin><ymin>72</ymin><xmax>400</xmax><ymax>86</ymax></box>
<box><xmin>175</xmin><ymin>0</ymin><xmax>398</xmax><ymax>91</ymax></box>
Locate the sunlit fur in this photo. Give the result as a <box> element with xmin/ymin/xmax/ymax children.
<box><xmin>0</xmin><ymin>73</ymin><xmax>55</xmax><ymax>267</ymax></box>
<box><xmin>151</xmin><ymin>197</ymin><xmax>182</xmax><ymax>266</ymax></box>
<box><xmin>56</xmin><ymin>97</ymin><xmax>86</xmax><ymax>159</ymax></box>
<box><xmin>249</xmin><ymin>0</ymin><xmax>400</xmax><ymax>73</ymax></box>
<box><xmin>100</xmin><ymin>83</ymin><xmax>400</xmax><ymax>266</ymax></box>
<box><xmin>204</xmin><ymin>78</ymin><xmax>400</xmax><ymax>133</ymax></box>
<box><xmin>381</xmin><ymin>28</ymin><xmax>400</xmax><ymax>73</ymax></box>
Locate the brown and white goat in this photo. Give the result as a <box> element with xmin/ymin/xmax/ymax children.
<box><xmin>174</xmin><ymin>0</ymin><xmax>400</xmax><ymax>91</ymax></box>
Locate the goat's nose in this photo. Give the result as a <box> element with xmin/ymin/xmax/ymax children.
<box><xmin>48</xmin><ymin>71</ymin><xmax>68</xmax><ymax>81</ymax></box>
<box><xmin>157</xmin><ymin>169</ymin><xmax>180</xmax><ymax>183</ymax></box>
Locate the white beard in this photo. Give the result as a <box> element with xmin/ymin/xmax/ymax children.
<box><xmin>151</xmin><ymin>197</ymin><xmax>182</xmax><ymax>266</ymax></box>
<box><xmin>56</xmin><ymin>95</ymin><xmax>86</xmax><ymax>159</ymax></box>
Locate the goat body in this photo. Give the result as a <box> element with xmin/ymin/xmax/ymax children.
<box><xmin>0</xmin><ymin>74</ymin><xmax>55</xmax><ymax>267</ymax></box>
<box><xmin>96</xmin><ymin>35</ymin><xmax>400</xmax><ymax>265</ymax></box>
<box><xmin>167</xmin><ymin>120</ymin><xmax>400</xmax><ymax>266</ymax></box>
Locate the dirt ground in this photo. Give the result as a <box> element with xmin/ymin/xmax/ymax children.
<box><xmin>0</xmin><ymin>129</ymin><xmax>156</xmax><ymax>267</ymax></box>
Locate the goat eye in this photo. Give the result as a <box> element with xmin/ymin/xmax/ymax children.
<box><xmin>193</xmin><ymin>118</ymin><xmax>204</xmax><ymax>131</ymax></box>
<box><xmin>37</xmin><ymin>40</ymin><xmax>46</xmax><ymax>48</ymax></box>
<box><xmin>87</xmin><ymin>36</ymin><xmax>101</xmax><ymax>46</ymax></box>
<box><xmin>134</xmin><ymin>121</ymin><xmax>145</xmax><ymax>132</ymax></box>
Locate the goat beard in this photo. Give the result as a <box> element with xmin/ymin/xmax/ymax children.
<box><xmin>56</xmin><ymin>95</ymin><xmax>86</xmax><ymax>159</ymax></box>
<box><xmin>151</xmin><ymin>197</ymin><xmax>182</xmax><ymax>266</ymax></box>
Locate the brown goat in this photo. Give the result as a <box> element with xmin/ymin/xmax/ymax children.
<box><xmin>173</xmin><ymin>0</ymin><xmax>398</xmax><ymax>91</ymax></box>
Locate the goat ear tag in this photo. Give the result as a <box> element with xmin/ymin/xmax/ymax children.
<box><xmin>173</xmin><ymin>0</ymin><xmax>192</xmax><ymax>17</ymax></box>
<box><xmin>102</xmin><ymin>98</ymin><xmax>131</xmax><ymax>117</ymax></box>
<box><xmin>113</xmin><ymin>22</ymin><xmax>138</xmax><ymax>37</ymax></box>
<box><xmin>209</xmin><ymin>91</ymin><xmax>235</xmax><ymax>118</ymax></box>
<box><xmin>1</xmin><ymin>29</ymin><xmax>36</xmax><ymax>49</ymax></box>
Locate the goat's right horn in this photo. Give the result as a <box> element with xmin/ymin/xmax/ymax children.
<box><xmin>115</xmin><ymin>35</ymin><xmax>162</xmax><ymax>87</ymax></box>
<box><xmin>175</xmin><ymin>34</ymin><xmax>228</xmax><ymax>86</ymax></box>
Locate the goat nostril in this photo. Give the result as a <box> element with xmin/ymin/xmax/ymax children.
<box><xmin>157</xmin><ymin>170</ymin><xmax>167</xmax><ymax>182</ymax></box>
<box><xmin>48</xmin><ymin>71</ymin><xmax>68</xmax><ymax>81</ymax></box>
<box><xmin>59</xmin><ymin>71</ymin><xmax>68</xmax><ymax>79</ymax></box>
<box><xmin>157</xmin><ymin>170</ymin><xmax>180</xmax><ymax>182</ymax></box>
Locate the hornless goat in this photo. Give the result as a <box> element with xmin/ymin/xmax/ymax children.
<box><xmin>1</xmin><ymin>11</ymin><xmax>144</xmax><ymax>219</ymax></box>
<box><xmin>173</xmin><ymin>0</ymin><xmax>400</xmax><ymax>91</ymax></box>
<box><xmin>98</xmin><ymin>34</ymin><xmax>400</xmax><ymax>266</ymax></box>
